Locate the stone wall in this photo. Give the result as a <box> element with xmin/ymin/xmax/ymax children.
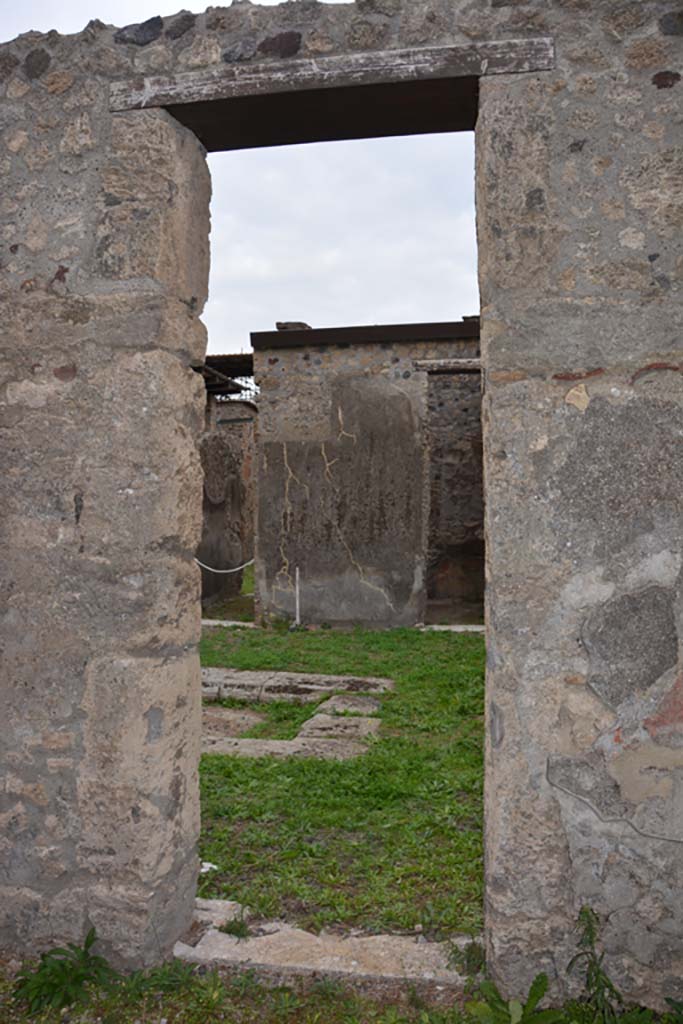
<box><xmin>1</xmin><ymin>0</ymin><xmax>682</xmax><ymax>1004</ymax></box>
<box><xmin>197</xmin><ymin>397</ymin><xmax>245</xmax><ymax>603</ymax></box>
<box><xmin>253</xmin><ymin>329</ymin><xmax>479</xmax><ymax>628</ymax></box>
<box><xmin>426</xmin><ymin>370</ymin><xmax>484</xmax><ymax>621</ymax></box>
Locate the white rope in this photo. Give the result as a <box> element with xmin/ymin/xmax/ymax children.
<box><xmin>194</xmin><ymin>557</ymin><xmax>255</xmax><ymax>575</ymax></box>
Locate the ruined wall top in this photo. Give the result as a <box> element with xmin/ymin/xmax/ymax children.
<box><xmin>2</xmin><ymin>1</ymin><xmax>682</xmax><ymax>92</ymax></box>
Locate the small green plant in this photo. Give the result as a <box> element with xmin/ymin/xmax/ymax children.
<box><xmin>116</xmin><ymin>957</ymin><xmax>195</xmax><ymax>1001</ymax></box>
<box><xmin>13</xmin><ymin>927</ymin><xmax>118</xmax><ymax>1012</ymax></box>
<box><xmin>191</xmin><ymin>967</ymin><xmax>229</xmax><ymax>1011</ymax></box>
<box><xmin>666</xmin><ymin>998</ymin><xmax>683</xmax><ymax>1023</ymax></box>
<box><xmin>272</xmin><ymin>987</ymin><xmax>304</xmax><ymax>1016</ymax></box>
<box><xmin>568</xmin><ymin>907</ymin><xmax>623</xmax><ymax>1024</ymax></box>
<box><xmin>141</xmin><ymin>957</ymin><xmax>196</xmax><ymax>993</ymax></box>
<box><xmin>230</xmin><ymin>968</ymin><xmax>261</xmax><ymax>996</ymax></box>
<box><xmin>450</xmin><ymin>939</ymin><xmax>486</xmax><ymax>977</ymax></box>
<box><xmin>220</xmin><ymin>914</ymin><xmax>250</xmax><ymax>940</ymax></box>
<box><xmin>311</xmin><ymin>976</ymin><xmax>347</xmax><ymax>1000</ymax></box>
<box><xmin>466</xmin><ymin>972</ymin><xmax>565</xmax><ymax>1024</ymax></box>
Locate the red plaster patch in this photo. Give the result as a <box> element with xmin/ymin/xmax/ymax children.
<box><xmin>630</xmin><ymin>362</ymin><xmax>680</xmax><ymax>385</ymax></box>
<box><xmin>50</xmin><ymin>264</ymin><xmax>70</xmax><ymax>285</ymax></box>
<box><xmin>552</xmin><ymin>368</ymin><xmax>605</xmax><ymax>382</ymax></box>
<box><xmin>53</xmin><ymin>364</ymin><xmax>77</xmax><ymax>382</ymax></box>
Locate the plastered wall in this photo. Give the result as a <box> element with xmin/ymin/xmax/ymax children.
<box><xmin>254</xmin><ymin>334</ymin><xmax>478</xmax><ymax>627</ymax></box>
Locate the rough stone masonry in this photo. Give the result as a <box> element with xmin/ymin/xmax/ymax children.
<box><xmin>0</xmin><ymin>0</ymin><xmax>682</xmax><ymax>1008</ymax></box>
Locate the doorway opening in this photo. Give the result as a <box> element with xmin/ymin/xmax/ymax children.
<box><xmin>196</xmin><ymin>126</ymin><xmax>481</xmax><ymax>628</ymax></box>
<box><xmin>182</xmin><ymin>68</ymin><xmax>486</xmax><ymax>981</ymax></box>
<box><xmin>425</xmin><ymin>361</ymin><xmax>484</xmax><ymax>626</ymax></box>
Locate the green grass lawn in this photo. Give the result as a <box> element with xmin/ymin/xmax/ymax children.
<box><xmin>199</xmin><ymin>627</ymin><xmax>485</xmax><ymax>937</ymax></box>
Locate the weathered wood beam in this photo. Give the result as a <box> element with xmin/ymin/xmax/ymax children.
<box><xmin>414</xmin><ymin>358</ymin><xmax>482</xmax><ymax>374</ymax></box>
<box><xmin>110</xmin><ymin>38</ymin><xmax>554</xmax><ymax>112</ymax></box>
<box><xmin>252</xmin><ymin>321</ymin><xmax>481</xmax><ymax>351</ymax></box>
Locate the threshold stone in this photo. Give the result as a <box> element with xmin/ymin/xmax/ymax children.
<box><xmin>175</xmin><ymin>899</ymin><xmax>470</xmax><ymax>1005</ymax></box>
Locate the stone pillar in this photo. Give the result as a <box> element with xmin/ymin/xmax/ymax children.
<box><xmin>1</xmin><ymin>101</ymin><xmax>210</xmax><ymax>964</ymax></box>
<box><xmin>479</xmin><ymin>58</ymin><xmax>683</xmax><ymax>1005</ymax></box>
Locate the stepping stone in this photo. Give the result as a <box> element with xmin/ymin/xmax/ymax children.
<box><xmin>201</xmin><ymin>667</ymin><xmax>393</xmax><ymax>704</ymax></box>
<box><xmin>195</xmin><ymin>898</ymin><xmax>248</xmax><ymax>928</ymax></box>
<box><xmin>317</xmin><ymin>694</ymin><xmax>380</xmax><ymax>715</ymax></box>
<box><xmin>201</xmin><ymin>668</ymin><xmax>273</xmax><ymax>702</ymax></box>
<box><xmin>297</xmin><ymin>713</ymin><xmax>381</xmax><ymax>741</ymax></box>
<box><xmin>202</xmin><ymin>705</ymin><xmax>265</xmax><ymax>738</ymax></box>
<box><xmin>201</xmin><ymin>735</ymin><xmax>367</xmax><ymax>760</ymax></box>
<box><xmin>423</xmin><ymin>624</ymin><xmax>485</xmax><ymax>633</ymax></box>
<box><xmin>202</xmin><ymin>618</ymin><xmax>256</xmax><ymax>629</ymax></box>
<box><xmin>175</xmin><ymin>908</ymin><xmax>469</xmax><ymax>1005</ymax></box>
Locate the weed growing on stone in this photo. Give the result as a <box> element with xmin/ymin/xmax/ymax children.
<box><xmin>219</xmin><ymin>915</ymin><xmax>251</xmax><ymax>940</ymax></box>
<box><xmin>199</xmin><ymin>627</ymin><xmax>486</xmax><ymax>936</ymax></box>
<box><xmin>449</xmin><ymin>940</ymin><xmax>487</xmax><ymax>980</ymax></box>
<box><xmin>463</xmin><ymin>912</ymin><xmax>680</xmax><ymax>1024</ymax></box>
<box><xmin>567</xmin><ymin>907</ymin><xmax>624</xmax><ymax>1024</ymax></box>
<box><xmin>466</xmin><ymin>973</ymin><xmax>565</xmax><ymax>1024</ymax></box>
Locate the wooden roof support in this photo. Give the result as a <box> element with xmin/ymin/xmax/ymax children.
<box><xmin>251</xmin><ymin>321</ymin><xmax>480</xmax><ymax>351</ymax></box>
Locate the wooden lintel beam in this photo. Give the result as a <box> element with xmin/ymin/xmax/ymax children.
<box><xmin>109</xmin><ymin>38</ymin><xmax>554</xmax><ymax>112</ymax></box>
<box><xmin>414</xmin><ymin>358</ymin><xmax>482</xmax><ymax>374</ymax></box>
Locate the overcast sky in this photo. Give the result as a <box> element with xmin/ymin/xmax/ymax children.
<box><xmin>4</xmin><ymin>2</ymin><xmax>478</xmax><ymax>354</ymax></box>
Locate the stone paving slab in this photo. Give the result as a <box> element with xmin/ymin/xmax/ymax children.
<box><xmin>175</xmin><ymin>903</ymin><xmax>468</xmax><ymax>1005</ymax></box>
<box><xmin>201</xmin><ymin>667</ymin><xmax>393</xmax><ymax>704</ymax></box>
<box><xmin>203</xmin><ymin>705</ymin><xmax>265</xmax><ymax>738</ymax></box>
<box><xmin>318</xmin><ymin>694</ymin><xmax>381</xmax><ymax>715</ymax></box>
<box><xmin>297</xmin><ymin>713</ymin><xmax>381</xmax><ymax>741</ymax></box>
<box><xmin>201</xmin><ymin>735</ymin><xmax>367</xmax><ymax>760</ymax></box>
<box><xmin>202</xmin><ymin>618</ymin><xmax>257</xmax><ymax>629</ymax></box>
<box><xmin>195</xmin><ymin>898</ymin><xmax>248</xmax><ymax>927</ymax></box>
<box><xmin>201</xmin><ymin>669</ymin><xmax>387</xmax><ymax>759</ymax></box>
<box><xmin>423</xmin><ymin>624</ymin><xmax>485</xmax><ymax>633</ymax></box>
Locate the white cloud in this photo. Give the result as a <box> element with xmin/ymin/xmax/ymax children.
<box><xmin>205</xmin><ymin>132</ymin><xmax>478</xmax><ymax>352</ymax></box>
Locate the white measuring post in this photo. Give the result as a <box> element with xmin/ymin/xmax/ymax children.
<box><xmin>295</xmin><ymin>566</ymin><xmax>301</xmax><ymax>626</ymax></box>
